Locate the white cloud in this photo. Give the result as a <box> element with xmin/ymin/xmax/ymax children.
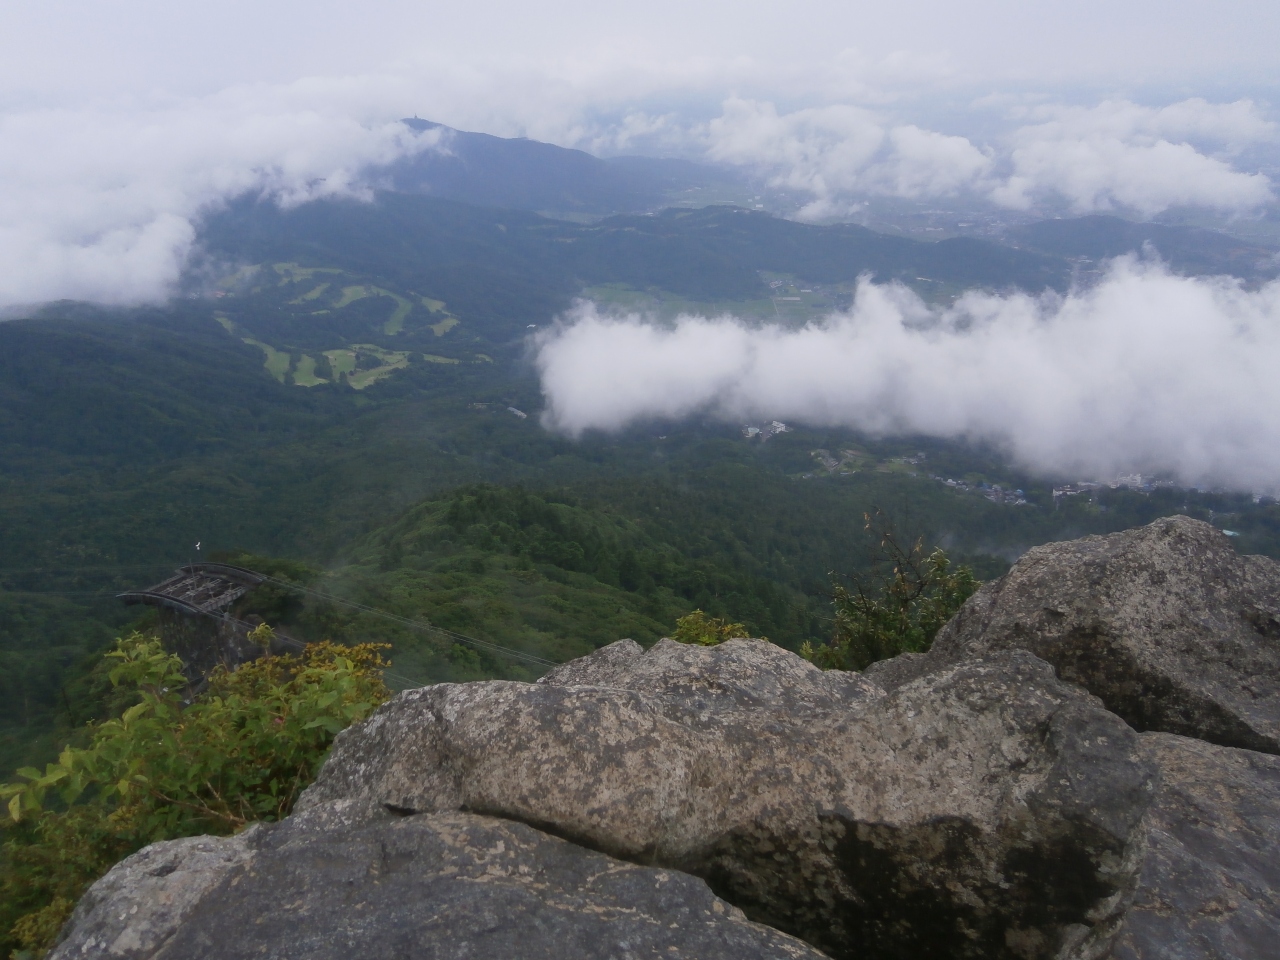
<box><xmin>1014</xmin><ymin>98</ymin><xmax>1278</xmax><ymax>151</ymax></box>
<box><xmin>991</xmin><ymin>99</ymin><xmax>1276</xmax><ymax>215</ymax></box>
<box><xmin>0</xmin><ymin>84</ymin><xmax>439</xmax><ymax>307</ymax></box>
<box><xmin>707</xmin><ymin>100</ymin><xmax>887</xmax><ymax>186</ymax></box>
<box><xmin>705</xmin><ymin>98</ymin><xmax>991</xmax><ymax>218</ymax></box>
<box><xmin>536</xmin><ymin>259</ymin><xmax>1280</xmax><ymax>492</ymax></box>
<box><xmin>0</xmin><ymin>4</ymin><xmax>1274</xmax><ymax>314</ymax></box>
<box><xmin>882</xmin><ymin>125</ymin><xmax>992</xmax><ymax>198</ymax></box>
<box><xmin>699</xmin><ymin>96</ymin><xmax>1275</xmax><ymax>220</ymax></box>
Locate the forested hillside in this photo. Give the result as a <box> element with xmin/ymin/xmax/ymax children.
<box><xmin>4</xmin><ymin>190</ymin><xmax>1279</xmax><ymax>773</ymax></box>
<box><xmin>386</xmin><ymin>118</ymin><xmax>746</xmax><ymax>216</ymax></box>
<box><xmin>199</xmin><ymin>194</ymin><xmax>1071</xmax><ymax>316</ymax></box>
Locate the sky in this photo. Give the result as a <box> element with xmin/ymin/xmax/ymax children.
<box><xmin>5</xmin><ymin>0</ymin><xmax>1280</xmax><ymax>488</ymax></box>
<box><xmin>3</xmin><ymin>0</ymin><xmax>1279</xmax><ymax>101</ymax></box>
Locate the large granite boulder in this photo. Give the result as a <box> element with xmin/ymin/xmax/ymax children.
<box><xmin>50</xmin><ymin>806</ymin><xmax>827</xmax><ymax>960</ymax></box>
<box><xmin>1071</xmin><ymin>733</ymin><xmax>1280</xmax><ymax>960</ymax></box>
<box><xmin>866</xmin><ymin>516</ymin><xmax>1280</xmax><ymax>754</ymax></box>
<box><xmin>301</xmin><ymin>639</ymin><xmax>1154</xmax><ymax>959</ymax></box>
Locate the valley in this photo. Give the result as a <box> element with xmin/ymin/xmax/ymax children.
<box><xmin>4</xmin><ymin>162</ymin><xmax>1279</xmax><ymax>775</ymax></box>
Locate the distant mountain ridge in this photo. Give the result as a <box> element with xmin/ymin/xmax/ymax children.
<box><xmin>200</xmin><ymin>194</ymin><xmax>1071</xmax><ymax>329</ymax></box>
<box><xmin>1007</xmin><ymin>214</ymin><xmax>1279</xmax><ymax>280</ymax></box>
<box><xmin>382</xmin><ymin>121</ymin><xmax>1278</xmax><ymax>284</ymax></box>
<box><xmin>388</xmin><ymin>118</ymin><xmax>744</xmax><ymax>216</ymax></box>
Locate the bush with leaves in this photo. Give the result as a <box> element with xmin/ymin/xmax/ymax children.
<box><xmin>802</xmin><ymin>513</ymin><xmax>978</xmax><ymax>672</ymax></box>
<box><xmin>0</xmin><ymin>633</ymin><xmax>389</xmax><ymax>959</ymax></box>
<box><xmin>671</xmin><ymin>609</ymin><xmax>755</xmax><ymax>646</ymax></box>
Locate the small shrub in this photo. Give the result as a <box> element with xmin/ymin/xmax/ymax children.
<box><xmin>671</xmin><ymin>610</ymin><xmax>754</xmax><ymax>646</ymax></box>
<box><xmin>802</xmin><ymin>512</ymin><xmax>978</xmax><ymax>672</ymax></box>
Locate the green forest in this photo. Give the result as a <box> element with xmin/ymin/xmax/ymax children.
<box><xmin>6</xmin><ymin>184</ymin><xmax>1280</xmax><ymax>960</ymax></box>
<box><xmin>5</xmin><ymin>191</ymin><xmax>1280</xmax><ymax>780</ymax></box>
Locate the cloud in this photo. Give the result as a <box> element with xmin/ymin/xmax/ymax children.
<box><xmin>991</xmin><ymin>99</ymin><xmax>1276</xmax><ymax>215</ymax></box>
<box><xmin>705</xmin><ymin>99</ymin><xmax>991</xmax><ymax>218</ymax></box>
<box><xmin>882</xmin><ymin>125</ymin><xmax>993</xmax><ymax>199</ymax></box>
<box><xmin>0</xmin><ymin>84</ymin><xmax>439</xmax><ymax>308</ymax></box>
<box><xmin>536</xmin><ymin>259</ymin><xmax>1280</xmax><ymax>492</ymax></box>
<box><xmin>1018</xmin><ymin>98</ymin><xmax>1278</xmax><ymax>151</ymax></box>
<box><xmin>700</xmin><ymin>96</ymin><xmax>1275</xmax><ymax>219</ymax></box>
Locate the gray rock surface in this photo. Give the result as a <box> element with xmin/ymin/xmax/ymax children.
<box><xmin>537</xmin><ymin>635</ymin><xmax>884</xmax><ymax>726</ymax></box>
<box><xmin>866</xmin><ymin>516</ymin><xmax>1280</xmax><ymax>754</ymax></box>
<box><xmin>49</xmin><ymin>832</ymin><xmax>256</xmax><ymax>960</ymax></box>
<box><xmin>52</xmin><ymin>807</ymin><xmax>826</xmax><ymax>960</ymax></box>
<box><xmin>1068</xmin><ymin>733</ymin><xmax>1280</xmax><ymax>960</ymax></box>
<box><xmin>302</xmin><ymin>639</ymin><xmax>1154</xmax><ymax>959</ymax></box>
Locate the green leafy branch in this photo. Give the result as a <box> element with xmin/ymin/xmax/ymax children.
<box><xmin>802</xmin><ymin>511</ymin><xmax>978</xmax><ymax>672</ymax></box>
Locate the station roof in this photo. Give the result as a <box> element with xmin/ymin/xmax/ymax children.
<box><xmin>118</xmin><ymin>563</ymin><xmax>266</xmax><ymax>617</ymax></box>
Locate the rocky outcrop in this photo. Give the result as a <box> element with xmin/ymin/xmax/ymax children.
<box><xmin>866</xmin><ymin>516</ymin><xmax>1280</xmax><ymax>754</ymax></box>
<box><xmin>301</xmin><ymin>640</ymin><xmax>1154</xmax><ymax>959</ymax></box>
<box><xmin>49</xmin><ymin>517</ymin><xmax>1280</xmax><ymax>960</ymax></box>
<box><xmin>49</xmin><ymin>833</ymin><xmax>256</xmax><ymax>960</ymax></box>
<box><xmin>1075</xmin><ymin>733</ymin><xmax>1280</xmax><ymax>960</ymax></box>
<box><xmin>50</xmin><ymin>806</ymin><xmax>826</xmax><ymax>960</ymax></box>
<box><xmin>534</xmin><ymin>636</ymin><xmax>883</xmax><ymax>721</ymax></box>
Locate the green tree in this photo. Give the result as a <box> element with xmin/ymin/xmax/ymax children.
<box><xmin>802</xmin><ymin>513</ymin><xmax>978</xmax><ymax>671</ymax></box>
<box><xmin>0</xmin><ymin>633</ymin><xmax>389</xmax><ymax>958</ymax></box>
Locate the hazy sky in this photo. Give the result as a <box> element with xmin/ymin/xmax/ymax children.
<box><xmin>4</xmin><ymin>0</ymin><xmax>1279</xmax><ymax>103</ymax></box>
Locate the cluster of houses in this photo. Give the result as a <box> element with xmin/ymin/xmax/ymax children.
<box><xmin>794</xmin><ymin>447</ymin><xmax>1271</xmax><ymax>516</ymax></box>
<box><xmin>465</xmin><ymin>402</ymin><xmax>528</xmax><ymax>419</ymax></box>
<box><xmin>742</xmin><ymin>421</ymin><xmax>791</xmax><ymax>441</ymax></box>
<box><xmin>1052</xmin><ymin>474</ymin><xmax>1176</xmax><ymax>500</ymax></box>
<box><xmin>932</xmin><ymin>476</ymin><xmax>1029</xmax><ymax>506</ymax></box>
<box><xmin>808</xmin><ymin>449</ymin><xmax>849</xmax><ymax>473</ymax></box>
<box><xmin>792</xmin><ymin>447</ymin><xmax>1225</xmax><ymax>512</ymax></box>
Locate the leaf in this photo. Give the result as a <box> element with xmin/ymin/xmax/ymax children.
<box><xmin>302</xmin><ymin>716</ymin><xmax>345</xmax><ymax>735</ymax></box>
<box><xmin>38</xmin><ymin>768</ymin><xmax>69</xmax><ymax>788</ymax></box>
<box><xmin>9</xmin><ymin>791</ymin><xmax>23</xmax><ymax>822</ymax></box>
<box><xmin>122</xmin><ymin>702</ymin><xmax>150</xmax><ymax>724</ymax></box>
<box><xmin>61</xmin><ymin>781</ymin><xmax>86</xmax><ymax>806</ymax></box>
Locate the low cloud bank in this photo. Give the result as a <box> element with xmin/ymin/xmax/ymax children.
<box><xmin>0</xmin><ymin>86</ymin><xmax>439</xmax><ymax>308</ymax></box>
<box><xmin>706</xmin><ymin>99</ymin><xmax>991</xmax><ymax>219</ymax></box>
<box><xmin>993</xmin><ymin>99</ymin><xmax>1276</xmax><ymax>216</ymax></box>
<box><xmin>536</xmin><ymin>260</ymin><xmax>1280</xmax><ymax>492</ymax></box>
<box><xmin>704</xmin><ymin>97</ymin><xmax>1275</xmax><ymax>219</ymax></box>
